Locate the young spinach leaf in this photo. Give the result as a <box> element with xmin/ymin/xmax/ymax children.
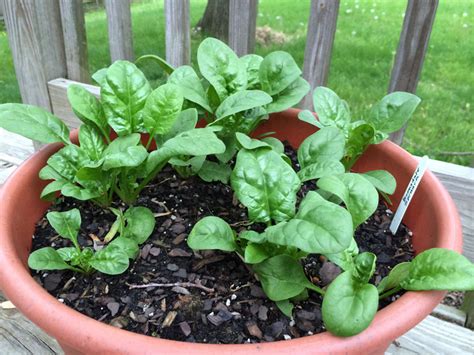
<box><xmin>187</xmin><ymin>216</ymin><xmax>237</xmax><ymax>252</ymax></box>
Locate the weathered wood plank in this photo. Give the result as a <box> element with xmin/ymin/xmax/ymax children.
<box><xmin>386</xmin><ymin>314</ymin><xmax>474</xmax><ymax>354</ymax></box>
<box><xmin>462</xmin><ymin>291</ymin><xmax>474</xmax><ymax>330</ymax></box>
<box><xmin>301</xmin><ymin>0</ymin><xmax>340</xmax><ymax>109</ymax></box>
<box><xmin>0</xmin><ymin>293</ymin><xmax>63</xmax><ymax>354</ymax></box>
<box><xmin>422</xmin><ymin>158</ymin><xmax>474</xmax><ymax>262</ymax></box>
<box><xmin>105</xmin><ymin>0</ymin><xmax>134</xmax><ymax>62</ymax></box>
<box><xmin>48</xmin><ymin>78</ymin><xmax>100</xmax><ymax>128</ymax></box>
<box><xmin>164</xmin><ymin>0</ymin><xmax>190</xmax><ymax>67</ymax></box>
<box><xmin>389</xmin><ymin>0</ymin><xmax>438</xmax><ymax>145</ymax></box>
<box><xmin>34</xmin><ymin>0</ymin><xmax>67</xmax><ymax>80</ymax></box>
<box><xmin>431</xmin><ymin>304</ymin><xmax>466</xmax><ymax>327</ymax></box>
<box><xmin>228</xmin><ymin>0</ymin><xmax>258</xmax><ymax>56</ymax></box>
<box><xmin>59</xmin><ymin>0</ymin><xmax>89</xmax><ymax>82</ymax></box>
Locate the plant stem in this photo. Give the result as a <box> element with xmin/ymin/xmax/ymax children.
<box><xmin>379</xmin><ymin>286</ymin><xmax>402</xmax><ymax>300</ymax></box>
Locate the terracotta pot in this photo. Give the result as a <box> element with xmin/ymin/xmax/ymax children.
<box><xmin>0</xmin><ymin>109</ymin><xmax>462</xmax><ymax>354</ymax></box>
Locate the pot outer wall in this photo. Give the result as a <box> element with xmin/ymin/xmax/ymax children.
<box><xmin>0</xmin><ymin>109</ymin><xmax>462</xmax><ymax>354</ymax></box>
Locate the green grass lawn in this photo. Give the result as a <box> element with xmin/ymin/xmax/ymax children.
<box><xmin>0</xmin><ymin>0</ymin><xmax>472</xmax><ymax>165</ymax></box>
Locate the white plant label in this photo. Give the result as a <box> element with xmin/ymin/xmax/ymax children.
<box><xmin>390</xmin><ymin>156</ymin><xmax>429</xmax><ymax>235</ymax></box>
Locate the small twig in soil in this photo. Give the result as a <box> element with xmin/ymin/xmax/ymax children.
<box><xmin>154</xmin><ymin>211</ymin><xmax>172</xmax><ymax>218</ymax></box>
<box><xmin>126</xmin><ymin>281</ymin><xmax>215</xmax><ymax>293</ymax></box>
<box><xmin>229</xmin><ymin>220</ymin><xmax>252</xmax><ymax>227</ymax></box>
<box><xmin>230</xmin><ymin>282</ymin><xmax>252</xmax><ymax>292</ymax></box>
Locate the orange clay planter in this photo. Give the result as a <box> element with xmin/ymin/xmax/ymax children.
<box><xmin>0</xmin><ymin>109</ymin><xmax>462</xmax><ymax>354</ymax></box>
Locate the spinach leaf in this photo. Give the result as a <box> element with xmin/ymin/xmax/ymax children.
<box><xmin>197</xmin><ymin>160</ymin><xmax>232</xmax><ymax>184</ymax></box>
<box><xmin>168</xmin><ymin>66</ymin><xmax>211</xmax><ymax>112</ymax></box>
<box><xmin>143</xmin><ymin>83</ymin><xmax>184</xmax><ymax>136</ymax></box>
<box><xmin>367</xmin><ymin>92</ymin><xmax>421</xmax><ymax>142</ymax></box>
<box><xmin>297</xmin><ymin>110</ymin><xmax>323</xmax><ymax>128</ymax></box>
<box><xmin>353</xmin><ymin>252</ymin><xmax>377</xmax><ymax>284</ymax></box>
<box><xmin>259</xmin><ymin>51</ymin><xmax>301</xmax><ymax>95</ymax></box>
<box><xmin>187</xmin><ymin>216</ymin><xmax>237</xmax><ymax>252</ymax></box>
<box><xmin>241</xmin><ymin>54</ymin><xmax>263</xmax><ymax>89</ymax></box>
<box><xmin>231</xmin><ymin>148</ymin><xmax>301</xmax><ymax>223</ymax></box>
<box><xmin>377</xmin><ymin>262</ymin><xmax>411</xmax><ymax>293</ymax></box>
<box><xmin>253</xmin><ymin>255</ymin><xmax>318</xmax><ymax>301</ymax></box>
<box><xmin>197</xmin><ymin>38</ymin><xmax>247</xmax><ymax>100</ymax></box>
<box><xmin>135</xmin><ymin>54</ymin><xmax>175</xmax><ymax>75</ymax></box>
<box><xmin>297</xmin><ymin>127</ymin><xmax>345</xmax><ymax>168</ymax></box>
<box><xmin>102</xmin><ymin>134</ymin><xmax>148</xmax><ymax>170</ymax></box>
<box><xmin>68</xmin><ymin>84</ymin><xmax>108</xmax><ymax>136</ymax></box>
<box><xmin>101</xmin><ymin>60</ymin><xmax>152</xmax><ymax>135</ymax></box>
<box><xmin>0</xmin><ymin>104</ymin><xmax>70</xmax><ymax>144</ymax></box>
<box><xmin>317</xmin><ymin>173</ymin><xmax>379</xmax><ymax>228</ymax></box>
<box><xmin>235</xmin><ymin>132</ymin><xmax>272</xmax><ymax>150</ymax></box>
<box><xmin>362</xmin><ymin>170</ymin><xmax>396</xmax><ymax>195</ymax></box>
<box><xmin>214</xmin><ymin>90</ymin><xmax>272</xmax><ymax>121</ymax></box>
<box><xmin>266</xmin><ymin>77</ymin><xmax>310</xmax><ymax>114</ymax></box>
<box><xmin>108</xmin><ymin>236</ymin><xmax>140</xmax><ymax>259</ymax></box>
<box><xmin>311</xmin><ymin>87</ymin><xmax>351</xmax><ymax>131</ymax></box>
<box><xmin>297</xmin><ymin>160</ymin><xmax>345</xmax><ymax>182</ymax></box>
<box><xmin>275</xmin><ymin>299</ymin><xmax>294</xmax><ymax>318</ymax></box>
<box><xmin>78</xmin><ymin>125</ymin><xmax>106</xmax><ymax>161</ymax></box>
<box><xmin>244</xmin><ymin>243</ymin><xmax>271</xmax><ymax>264</ymax></box>
<box><xmin>155</xmin><ymin>108</ymin><xmax>198</xmax><ymax>146</ymax></box>
<box><xmin>322</xmin><ymin>271</ymin><xmax>379</xmax><ymax>337</ymax></box>
<box><xmin>46</xmin><ymin>209</ymin><xmax>81</xmax><ymax>249</ymax></box>
<box><xmin>264</xmin><ymin>191</ymin><xmax>353</xmax><ymax>254</ymax></box>
<box><xmin>122</xmin><ymin>206</ymin><xmax>156</xmax><ymax>244</ymax></box>
<box><xmin>28</xmin><ymin>247</ymin><xmax>79</xmax><ymax>272</ymax></box>
<box><xmin>89</xmin><ymin>247</ymin><xmax>129</xmax><ymax>275</ymax></box>
<box><xmin>401</xmin><ymin>248</ymin><xmax>474</xmax><ymax>291</ymax></box>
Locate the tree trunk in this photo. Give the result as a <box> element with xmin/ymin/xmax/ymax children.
<box><xmin>196</xmin><ymin>0</ymin><xmax>230</xmax><ymax>42</ymax></box>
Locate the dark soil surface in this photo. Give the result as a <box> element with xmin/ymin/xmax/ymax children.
<box><xmin>31</xmin><ymin>147</ymin><xmax>414</xmax><ymax>344</ymax></box>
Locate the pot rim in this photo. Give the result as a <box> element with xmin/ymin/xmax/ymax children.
<box><xmin>0</xmin><ymin>109</ymin><xmax>462</xmax><ymax>354</ymax></box>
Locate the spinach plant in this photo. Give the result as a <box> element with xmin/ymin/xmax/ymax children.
<box><xmin>137</xmin><ymin>37</ymin><xmax>310</xmax><ymax>182</ymax></box>
<box><xmin>28</xmin><ymin>206</ymin><xmax>156</xmax><ymax>275</ymax></box>
<box><xmin>0</xmin><ymin>60</ymin><xmax>226</xmax><ymax>206</ymax></box>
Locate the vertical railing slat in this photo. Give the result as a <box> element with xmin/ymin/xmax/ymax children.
<box><xmin>3</xmin><ymin>0</ymin><xmax>53</xmax><ymax>150</ymax></box>
<box><xmin>301</xmin><ymin>0</ymin><xmax>340</xmax><ymax>109</ymax></box>
<box><xmin>164</xmin><ymin>0</ymin><xmax>190</xmax><ymax>67</ymax></box>
<box><xmin>59</xmin><ymin>0</ymin><xmax>89</xmax><ymax>82</ymax></box>
<box><xmin>105</xmin><ymin>0</ymin><xmax>134</xmax><ymax>62</ymax></box>
<box><xmin>34</xmin><ymin>0</ymin><xmax>67</xmax><ymax>80</ymax></box>
<box><xmin>228</xmin><ymin>0</ymin><xmax>258</xmax><ymax>56</ymax></box>
<box><xmin>389</xmin><ymin>0</ymin><xmax>438</xmax><ymax>145</ymax></box>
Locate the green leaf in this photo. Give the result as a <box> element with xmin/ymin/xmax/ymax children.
<box><xmin>161</xmin><ymin>128</ymin><xmax>226</xmax><ymax>157</ymax></box>
<box><xmin>197</xmin><ymin>38</ymin><xmax>247</xmax><ymax>100</ymax></box>
<box><xmin>325</xmin><ymin>238</ymin><xmax>359</xmax><ymax>271</ymax></box>
<box><xmin>78</xmin><ymin>125</ymin><xmax>106</xmax><ymax>161</ymax></box>
<box><xmin>261</xmin><ymin>137</ymin><xmax>284</xmax><ymax>154</ymax></box>
<box><xmin>75</xmin><ymin>167</ymin><xmax>110</xmax><ymax>195</ymax></box>
<box><xmin>367</xmin><ymin>92</ymin><xmax>421</xmax><ymax>136</ymax></box>
<box><xmin>275</xmin><ymin>299</ymin><xmax>294</xmax><ymax>318</ymax></box>
<box><xmin>215</xmin><ymin>90</ymin><xmax>272</xmax><ymax>120</ymax></box>
<box><xmin>39</xmin><ymin>165</ymin><xmax>64</xmax><ymax>181</ymax></box>
<box><xmin>47</xmin><ymin>209</ymin><xmax>81</xmax><ymax>247</ymax></box>
<box><xmin>67</xmin><ymin>84</ymin><xmax>107</xmax><ymax>133</ymax></box>
<box><xmin>108</xmin><ymin>236</ymin><xmax>139</xmax><ymax>259</ymax></box>
<box><xmin>187</xmin><ymin>216</ymin><xmax>237</xmax><ymax>252</ymax></box>
<box><xmin>322</xmin><ymin>271</ymin><xmax>379</xmax><ymax>337</ymax></box>
<box><xmin>241</xmin><ymin>54</ymin><xmax>263</xmax><ymax>89</ymax></box>
<box><xmin>102</xmin><ymin>134</ymin><xmax>148</xmax><ymax>170</ymax></box>
<box><xmin>297</xmin><ymin>127</ymin><xmax>345</xmax><ymax>168</ymax></box>
<box><xmin>101</xmin><ymin>60</ymin><xmax>152</xmax><ymax>135</ymax></box>
<box><xmin>317</xmin><ymin>173</ymin><xmax>379</xmax><ymax>228</ymax></box>
<box><xmin>57</xmin><ymin>247</ymin><xmax>80</xmax><ymax>262</ymax></box>
<box><xmin>239</xmin><ymin>230</ymin><xmax>266</xmax><ymax>244</ymax></box>
<box><xmin>135</xmin><ymin>54</ymin><xmax>175</xmax><ymax>75</ymax></box>
<box><xmin>264</xmin><ymin>191</ymin><xmax>353</xmax><ymax>254</ymax></box>
<box><xmin>297</xmin><ymin>160</ymin><xmax>345</xmax><ymax>182</ymax></box>
<box><xmin>345</xmin><ymin>123</ymin><xmax>375</xmax><ymax>160</ymax></box>
<box><xmin>197</xmin><ymin>160</ymin><xmax>232</xmax><ymax>184</ymax></box>
<box><xmin>170</xmin><ymin>155</ymin><xmax>206</xmax><ymax>175</ymax></box>
<box><xmin>0</xmin><ymin>103</ymin><xmax>70</xmax><ymax>144</ymax></box>
<box><xmin>298</xmin><ymin>110</ymin><xmax>323</xmax><ymax>128</ymax></box>
<box><xmin>28</xmin><ymin>247</ymin><xmax>78</xmax><ymax>271</ymax></box>
<box><xmin>235</xmin><ymin>132</ymin><xmax>271</xmax><ymax>150</ymax></box>
<box><xmin>123</xmin><ymin>206</ymin><xmax>156</xmax><ymax>244</ymax></box>
<box><xmin>312</xmin><ymin>87</ymin><xmax>351</xmax><ymax>131</ymax></box>
<box><xmin>362</xmin><ymin>170</ymin><xmax>396</xmax><ymax>195</ymax></box>
<box><xmin>143</xmin><ymin>83</ymin><xmax>184</xmax><ymax>136</ymax></box>
<box><xmin>353</xmin><ymin>252</ymin><xmax>377</xmax><ymax>284</ymax></box>
<box><xmin>252</xmin><ymin>255</ymin><xmax>313</xmax><ymax>301</ymax></box>
<box><xmin>40</xmin><ymin>180</ymin><xmax>67</xmax><ymax>200</ymax></box>
<box><xmin>61</xmin><ymin>183</ymin><xmax>102</xmax><ymax>201</ymax></box>
<box><xmin>266</xmin><ymin>77</ymin><xmax>310</xmax><ymax>114</ymax></box>
<box><xmin>259</xmin><ymin>51</ymin><xmax>301</xmax><ymax>95</ymax></box>
<box><xmin>92</xmin><ymin>68</ymin><xmax>108</xmax><ymax>86</ymax></box>
<box><xmin>377</xmin><ymin>262</ymin><xmax>411</xmax><ymax>293</ymax></box>
<box><xmin>401</xmin><ymin>248</ymin><xmax>474</xmax><ymax>291</ymax></box>
<box><xmin>168</xmin><ymin>66</ymin><xmax>212</xmax><ymax>112</ymax></box>
<box><xmin>244</xmin><ymin>243</ymin><xmax>271</xmax><ymax>264</ymax></box>
<box><xmin>231</xmin><ymin>148</ymin><xmax>301</xmax><ymax>223</ymax></box>
<box><xmin>155</xmin><ymin>108</ymin><xmax>198</xmax><ymax>145</ymax></box>
<box><xmin>47</xmin><ymin>145</ymin><xmax>88</xmax><ymax>181</ymax></box>
<box><xmin>89</xmin><ymin>247</ymin><xmax>130</xmax><ymax>275</ymax></box>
